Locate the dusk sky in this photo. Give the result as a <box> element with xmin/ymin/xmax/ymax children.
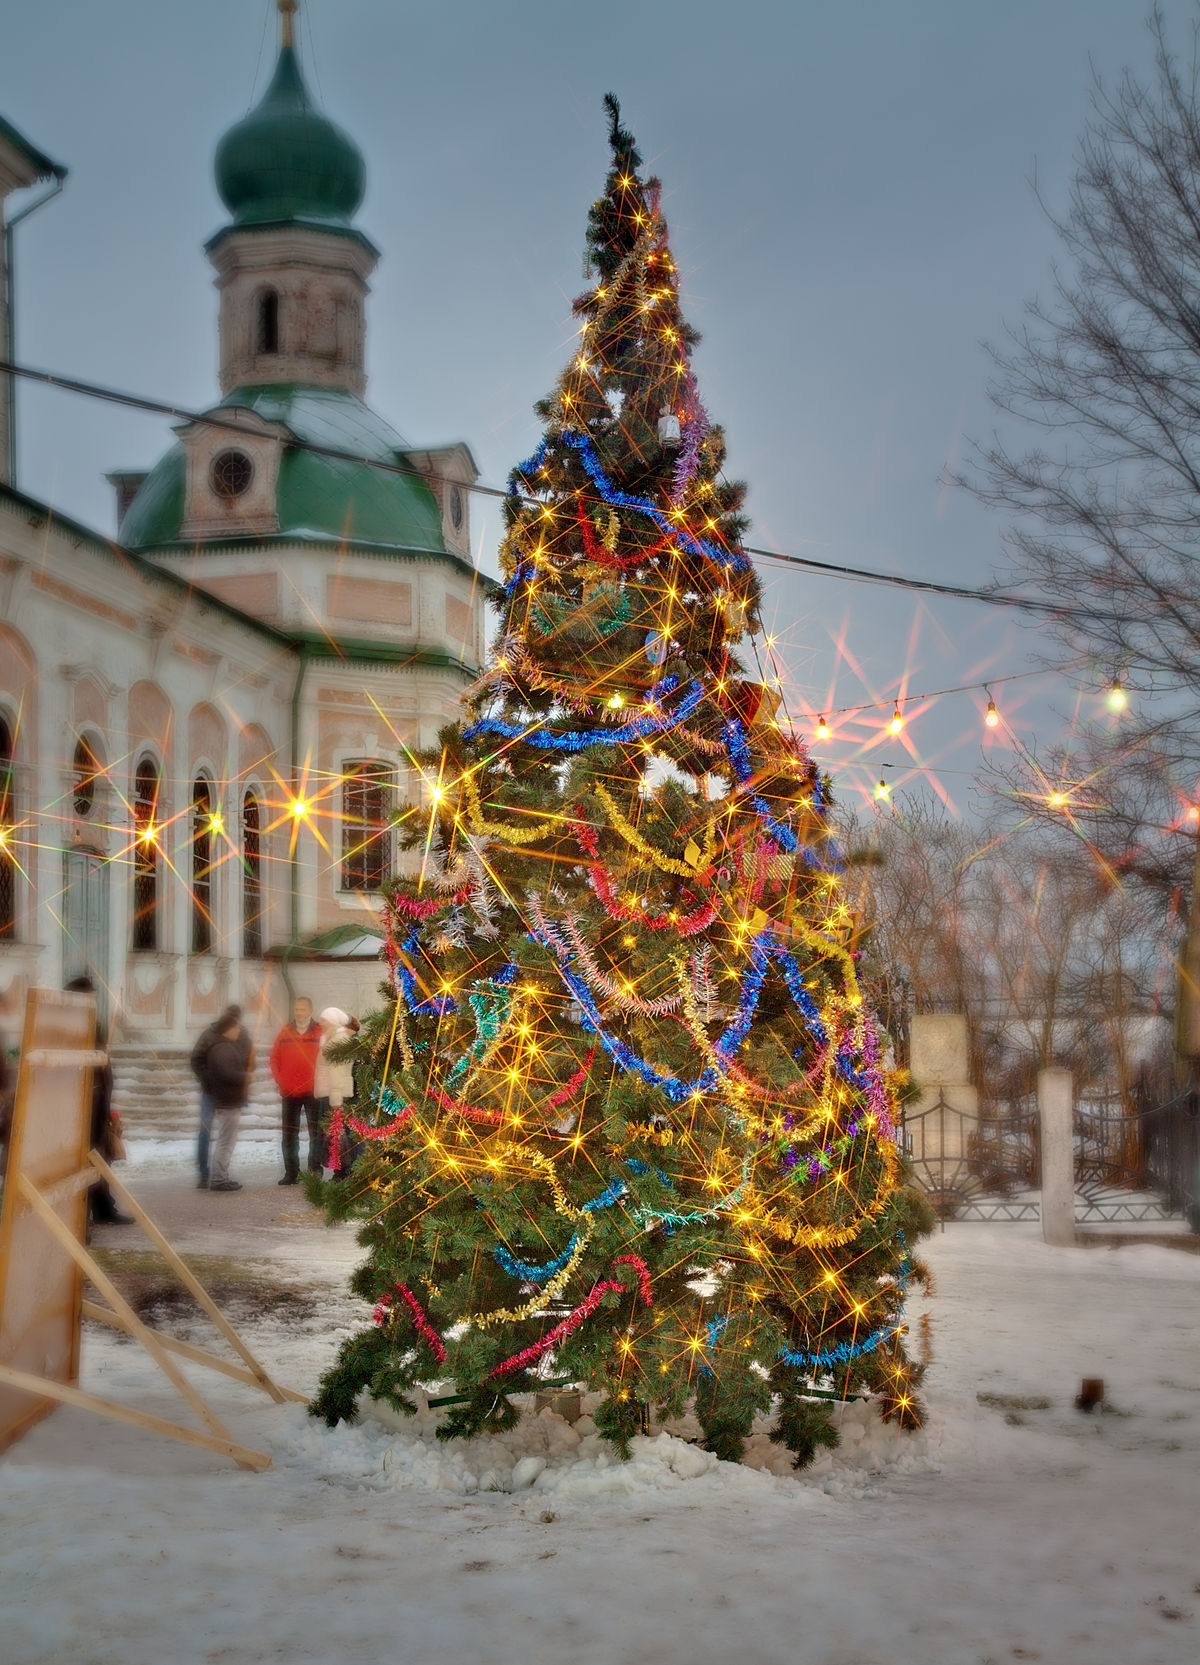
<box><xmin>4</xmin><ymin>0</ymin><xmax>1190</xmax><ymax>811</ymax></box>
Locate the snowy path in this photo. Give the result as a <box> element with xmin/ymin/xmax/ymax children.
<box><xmin>2</xmin><ymin>1168</ymin><xmax>1199</xmax><ymax>1664</ymax></box>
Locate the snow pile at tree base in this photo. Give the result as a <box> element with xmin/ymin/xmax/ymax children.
<box><xmin>262</xmin><ymin>1388</ymin><xmax>937</xmax><ymax>1501</ymax></box>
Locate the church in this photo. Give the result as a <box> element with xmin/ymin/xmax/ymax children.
<box><xmin>0</xmin><ymin>6</ymin><xmax>485</xmax><ymax>1111</ymax></box>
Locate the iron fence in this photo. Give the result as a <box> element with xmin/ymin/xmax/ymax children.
<box><xmin>899</xmin><ymin>1086</ymin><xmax>1200</xmax><ymax>1227</ymax></box>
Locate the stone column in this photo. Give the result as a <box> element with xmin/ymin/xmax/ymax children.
<box><xmin>1038</xmin><ymin>1066</ymin><xmax>1076</xmax><ymax>1247</ymax></box>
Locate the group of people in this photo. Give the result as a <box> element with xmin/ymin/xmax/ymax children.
<box><xmin>189</xmin><ymin>997</ymin><xmax>359</xmax><ymax>1192</ymax></box>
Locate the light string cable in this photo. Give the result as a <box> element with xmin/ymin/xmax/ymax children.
<box><xmin>0</xmin><ymin>357</ymin><xmax>1129</xmax><ymax>625</ymax></box>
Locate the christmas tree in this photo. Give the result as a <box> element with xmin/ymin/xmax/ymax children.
<box><xmin>310</xmin><ymin>96</ymin><xmax>933</xmax><ymax>1466</ymax></box>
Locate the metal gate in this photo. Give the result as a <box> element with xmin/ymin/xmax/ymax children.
<box><xmin>900</xmin><ymin>1089</ymin><xmax>1199</xmax><ymax>1227</ymax></box>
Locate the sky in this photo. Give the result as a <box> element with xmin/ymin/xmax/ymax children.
<box><xmin>3</xmin><ymin>0</ymin><xmax>1192</xmax><ymax>813</ymax></box>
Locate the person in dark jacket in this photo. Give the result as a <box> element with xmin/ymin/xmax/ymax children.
<box><xmin>206</xmin><ymin>1012</ymin><xmax>251</xmax><ymax>1193</ymax></box>
<box><xmin>190</xmin><ymin>1004</ymin><xmax>244</xmax><ymax>1189</ymax></box>
<box><xmin>64</xmin><ymin>975</ymin><xmax>132</xmax><ymax>1226</ymax></box>
<box><xmin>269</xmin><ymin>995</ymin><xmax>322</xmax><ymax>1183</ymax></box>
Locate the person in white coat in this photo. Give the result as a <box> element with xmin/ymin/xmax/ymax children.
<box><xmin>314</xmin><ymin>1007</ymin><xmax>357</xmax><ymax>1176</ymax></box>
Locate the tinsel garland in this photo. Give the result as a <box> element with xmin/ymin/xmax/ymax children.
<box><xmin>395</xmin><ymin>929</ymin><xmax>459</xmax><ymax>1017</ymax></box>
<box><xmin>722</xmin><ymin>718</ymin><xmax>841</xmax><ymax>872</ymax></box>
<box><xmin>593</xmin><ymin>783</ymin><xmax>715</xmax><ymax>877</ymax></box>
<box><xmin>529</xmin><ymin>581</ymin><xmax>634</xmax><ymax>640</ymax></box>
<box><xmin>755</xmin><ymin>1141</ymin><xmax>902</xmax><ymax>1248</ymax></box>
<box><xmin>372</xmin><ymin>1283</ymin><xmax>447</xmax><ymax>1364</ymax></box>
<box><xmin>430</xmin><ymin>1046</ymin><xmax>595</xmax><ymax>1127</ymax></box>
<box><xmin>488</xmin><ymin>1253</ymin><xmax>653</xmax><ymax>1379</ymax></box>
<box><xmin>387</xmin><ymin>880</ymin><xmax>475</xmax><ymax>921</ymax></box>
<box><xmin>471</xmin><ymin>635</ymin><xmax>597</xmax><ymax>714</ymax></box>
<box><xmin>460</xmin><ymin>774</ymin><xmax>563</xmax><ymax>847</ymax></box>
<box><xmin>573</xmin><ymin>818</ymin><xmax>721</xmax><ymax>936</ymax></box>
<box><xmin>526</xmin><ymin>892</ymin><xmax>682</xmax><ymax>1016</ymax></box>
<box><xmin>494</xmin><ymin>1236</ymin><xmax>581</xmax><ymax>1283</ymax></box>
<box><xmin>463</xmin><ymin>675</ymin><xmax>705</xmax><ymax>751</ymax></box>
<box><xmin>510</xmin><ymin>429</ymin><xmax>749</xmax><ymax>575</ymax></box>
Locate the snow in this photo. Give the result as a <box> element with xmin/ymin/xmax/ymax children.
<box><xmin>2</xmin><ymin>1156</ymin><xmax>1199</xmax><ymax>1664</ymax></box>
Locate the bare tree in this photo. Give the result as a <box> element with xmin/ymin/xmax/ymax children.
<box><xmin>968</xmin><ymin>8</ymin><xmax>1200</xmax><ymax>812</ymax></box>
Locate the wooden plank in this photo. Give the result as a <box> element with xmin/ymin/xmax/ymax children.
<box><xmin>92</xmin><ymin>1153</ymin><xmax>296</xmax><ymax>1406</ymax></box>
<box><xmin>16</xmin><ymin>1174</ymin><xmax>244</xmax><ymax>1457</ymax></box>
<box><xmin>80</xmin><ymin>1301</ymin><xmax>307</xmax><ymax>1403</ymax></box>
<box><xmin>0</xmin><ymin>989</ymin><xmax>95</xmax><ymax>1451</ymax></box>
<box><xmin>35</xmin><ymin>1168</ymin><xmax>98</xmax><ymax>1213</ymax></box>
<box><xmin>0</xmin><ymin>1365</ymin><xmax>271</xmax><ymax>1470</ymax></box>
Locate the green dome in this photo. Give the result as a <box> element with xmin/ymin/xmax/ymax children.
<box><xmin>120</xmin><ymin>386</ymin><xmax>449</xmax><ymax>559</ymax></box>
<box><xmin>214</xmin><ymin>46</ymin><xmax>365</xmax><ymax>230</ymax></box>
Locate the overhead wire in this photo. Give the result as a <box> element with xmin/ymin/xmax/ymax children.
<box><xmin>0</xmin><ymin>357</ymin><xmax>1124</xmax><ymax>626</ymax></box>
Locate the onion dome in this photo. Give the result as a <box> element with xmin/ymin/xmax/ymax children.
<box><xmin>214</xmin><ymin>43</ymin><xmax>365</xmax><ymax>232</ymax></box>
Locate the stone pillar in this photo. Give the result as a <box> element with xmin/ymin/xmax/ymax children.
<box><xmin>908</xmin><ymin>1014</ymin><xmax>978</xmax><ymax>1159</ymax></box>
<box><xmin>1038</xmin><ymin>1066</ymin><xmax>1076</xmax><ymax>1247</ymax></box>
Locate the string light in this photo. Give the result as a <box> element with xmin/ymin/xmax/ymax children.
<box><xmin>290</xmin><ymin>798</ymin><xmax>308</xmax><ymax>819</ymax></box>
<box><xmin>984</xmin><ymin>696</ymin><xmax>999</xmax><ymax>729</ymax></box>
<box><xmin>875</xmin><ymin>777</ymin><xmax>889</xmax><ymax>799</ymax></box>
<box><xmin>1186</xmin><ymin>804</ymin><xmax>1200</xmax><ymax>826</ymax></box>
<box><xmin>815</xmin><ymin>715</ymin><xmax>831</xmax><ymax>740</ymax></box>
<box><xmin>1107</xmin><ymin>682</ymin><xmax>1127</xmax><ymax>711</ymax></box>
<box><xmin>1048</xmin><ymin>790</ymin><xmax>1068</xmax><ymax>809</ymax></box>
<box><xmin>888</xmin><ymin>704</ymin><xmax>903</xmax><ymax>735</ymax></box>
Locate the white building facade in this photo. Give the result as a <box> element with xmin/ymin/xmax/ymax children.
<box><xmin>0</xmin><ymin>21</ymin><xmax>486</xmax><ymax>1094</ymax></box>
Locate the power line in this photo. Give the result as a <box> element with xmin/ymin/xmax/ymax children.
<box><xmin>0</xmin><ymin>356</ymin><xmax>1121</xmax><ymax>624</ymax></box>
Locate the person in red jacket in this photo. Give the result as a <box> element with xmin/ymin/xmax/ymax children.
<box><xmin>269</xmin><ymin>995</ymin><xmax>322</xmax><ymax>1184</ymax></box>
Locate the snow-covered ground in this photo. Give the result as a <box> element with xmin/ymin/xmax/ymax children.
<box><xmin>2</xmin><ymin>1151</ymin><xmax>1199</xmax><ymax>1665</ymax></box>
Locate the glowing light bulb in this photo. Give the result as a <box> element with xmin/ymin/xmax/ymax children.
<box><xmin>1048</xmin><ymin>791</ymin><xmax>1068</xmax><ymax>809</ymax></box>
<box><xmin>0</xmin><ymin>825</ymin><xmax>10</xmax><ymax>848</ymax></box>
<box><xmin>290</xmin><ymin>799</ymin><xmax>308</xmax><ymax>819</ymax></box>
<box><xmin>875</xmin><ymin>778</ymin><xmax>889</xmax><ymax>800</ymax></box>
<box><xmin>208</xmin><ymin>813</ymin><xmax>224</xmax><ymax>834</ymax></box>
<box><xmin>1187</xmin><ymin>804</ymin><xmax>1200</xmax><ymax>826</ymax></box>
<box><xmin>607</xmin><ymin>692</ymin><xmax>624</xmax><ymax>710</ymax></box>
<box><xmin>985</xmin><ymin>698</ymin><xmax>999</xmax><ymax>729</ymax></box>
<box><xmin>889</xmin><ymin>705</ymin><xmax>904</xmax><ymax>735</ymax></box>
<box><xmin>1107</xmin><ymin>683</ymin><xmax>1127</xmax><ymax>711</ymax></box>
<box><xmin>816</xmin><ymin>716</ymin><xmax>831</xmax><ymax>741</ymax></box>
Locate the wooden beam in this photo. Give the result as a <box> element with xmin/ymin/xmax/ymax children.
<box><xmin>90</xmin><ymin>1153</ymin><xmax>295</xmax><ymax>1406</ymax></box>
<box><xmin>16</xmin><ymin>1174</ymin><xmax>253</xmax><ymax>1466</ymax></box>
<box><xmin>80</xmin><ymin>1301</ymin><xmax>307</xmax><ymax>1403</ymax></box>
<box><xmin>0</xmin><ymin>1364</ymin><xmax>270</xmax><ymax>1470</ymax></box>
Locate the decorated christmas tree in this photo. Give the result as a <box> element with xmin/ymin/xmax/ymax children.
<box><xmin>310</xmin><ymin>96</ymin><xmax>933</xmax><ymax>1465</ymax></box>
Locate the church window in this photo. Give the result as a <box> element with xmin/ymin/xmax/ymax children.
<box><xmin>0</xmin><ymin>716</ymin><xmax>16</xmax><ymax>940</ymax></box>
<box><xmin>73</xmin><ymin>735</ymin><xmax>101</xmax><ymax>818</ymax></box>
<box><xmin>341</xmin><ymin>760</ymin><xmax>392</xmax><ymax>893</ymax></box>
<box><xmin>449</xmin><ymin>484</ymin><xmax>465</xmax><ymax>531</ymax></box>
<box><xmin>242</xmin><ymin>792</ymin><xmax>264</xmax><ymax>958</ymax></box>
<box><xmin>211</xmin><ymin>449</ymin><xmax>254</xmax><ymax>500</ymax></box>
<box><xmin>257</xmin><ymin>288</ymin><xmax>280</xmax><ymax>355</ymax></box>
<box><xmin>131</xmin><ymin>757</ymin><xmax>160</xmax><ymax>952</ymax></box>
<box><xmin>191</xmin><ymin>776</ymin><xmax>215</xmax><ymax>955</ymax></box>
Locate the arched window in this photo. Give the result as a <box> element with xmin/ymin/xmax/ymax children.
<box><xmin>0</xmin><ymin>715</ymin><xmax>16</xmax><ymax>940</ymax></box>
<box><xmin>341</xmin><ymin>760</ymin><xmax>392</xmax><ymax>893</ymax></box>
<box><xmin>257</xmin><ymin>288</ymin><xmax>280</xmax><ymax>355</ymax></box>
<box><xmin>242</xmin><ymin>791</ymin><xmax>263</xmax><ymax>958</ymax></box>
<box><xmin>131</xmin><ymin>757</ymin><xmax>160</xmax><ymax>952</ymax></box>
<box><xmin>73</xmin><ymin>735</ymin><xmax>101</xmax><ymax>818</ymax></box>
<box><xmin>191</xmin><ymin>776</ymin><xmax>214</xmax><ymax>954</ymax></box>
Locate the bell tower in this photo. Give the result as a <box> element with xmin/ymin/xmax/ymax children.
<box><xmin>205</xmin><ymin>0</ymin><xmax>377</xmax><ymax>398</ymax></box>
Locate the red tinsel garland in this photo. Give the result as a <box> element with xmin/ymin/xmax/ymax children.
<box><xmin>489</xmin><ymin>1253</ymin><xmax>652</xmax><ymax>1378</ymax></box>
<box><xmin>373</xmin><ymin>1282</ymin><xmax>447</xmax><ymax>1364</ymax></box>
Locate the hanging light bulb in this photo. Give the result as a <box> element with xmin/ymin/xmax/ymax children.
<box><xmin>816</xmin><ymin>715</ymin><xmax>831</xmax><ymax>741</ymax></box>
<box><xmin>1186</xmin><ymin>804</ymin><xmax>1200</xmax><ymax>826</ymax></box>
<box><xmin>875</xmin><ymin>777</ymin><xmax>890</xmax><ymax>799</ymax></box>
<box><xmin>985</xmin><ymin>697</ymin><xmax>999</xmax><ymax>729</ymax></box>
<box><xmin>1048</xmin><ymin>791</ymin><xmax>1068</xmax><ymax>809</ymax></box>
<box><xmin>1107</xmin><ymin>682</ymin><xmax>1127</xmax><ymax>712</ymax></box>
<box><xmin>889</xmin><ymin>704</ymin><xmax>903</xmax><ymax>735</ymax></box>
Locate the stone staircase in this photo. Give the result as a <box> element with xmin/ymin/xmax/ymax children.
<box><xmin>110</xmin><ymin>1046</ymin><xmax>281</xmax><ymax>1143</ymax></box>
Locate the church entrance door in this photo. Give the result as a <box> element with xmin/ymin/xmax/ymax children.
<box><xmin>62</xmin><ymin>849</ymin><xmax>110</xmax><ymax>1023</ymax></box>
